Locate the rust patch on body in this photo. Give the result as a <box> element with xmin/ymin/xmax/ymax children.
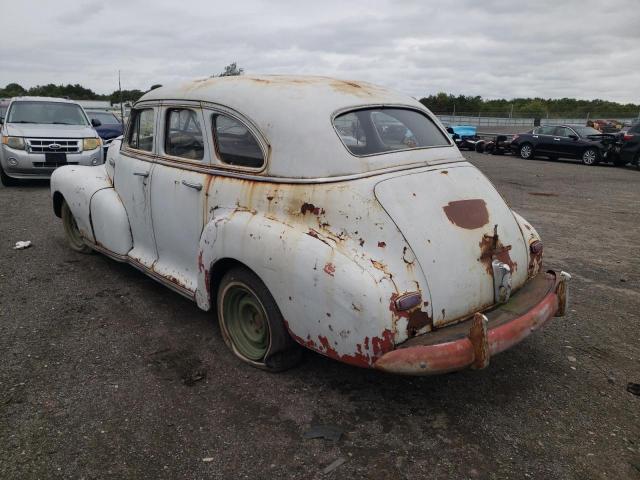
<box><xmin>443</xmin><ymin>199</ymin><xmax>489</xmax><ymax>230</ymax></box>
<box><xmin>323</xmin><ymin>262</ymin><xmax>336</xmax><ymax>277</ymax></box>
<box><xmin>301</xmin><ymin>202</ymin><xmax>325</xmax><ymax>215</ymax></box>
<box><xmin>378</xmin><ymin>241</ymin><xmax>386</xmax><ymax>248</ymax></box>
<box><xmin>479</xmin><ymin>226</ymin><xmax>517</xmax><ymax>274</ymax></box>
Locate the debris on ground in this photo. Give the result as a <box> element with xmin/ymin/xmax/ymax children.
<box><xmin>567</xmin><ymin>355</ymin><xmax>577</xmax><ymax>363</ymax></box>
<box><xmin>322</xmin><ymin>457</ymin><xmax>346</xmax><ymax>475</ymax></box>
<box><xmin>13</xmin><ymin>241</ymin><xmax>32</xmax><ymax>250</ymax></box>
<box><xmin>627</xmin><ymin>383</ymin><xmax>640</xmax><ymax>397</ymax></box>
<box><xmin>303</xmin><ymin>424</ymin><xmax>343</xmax><ymax>442</ymax></box>
<box><xmin>202</xmin><ymin>457</ymin><xmax>214</xmax><ymax>462</ymax></box>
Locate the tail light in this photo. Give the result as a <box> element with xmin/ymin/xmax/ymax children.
<box><xmin>623</xmin><ymin>133</ymin><xmax>634</xmax><ymax>141</ymax></box>
<box><xmin>512</xmin><ymin>134</ymin><xmax>519</xmax><ymax>141</ymax></box>
<box><xmin>394</xmin><ymin>292</ymin><xmax>422</xmax><ymax>311</ymax></box>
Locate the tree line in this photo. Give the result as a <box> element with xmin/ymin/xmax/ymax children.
<box><xmin>419</xmin><ymin>92</ymin><xmax>640</xmax><ymax>118</ymax></box>
<box><xmin>0</xmin><ymin>63</ymin><xmax>245</xmax><ymax>106</ymax></box>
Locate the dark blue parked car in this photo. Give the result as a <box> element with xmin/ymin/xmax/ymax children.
<box><xmin>85</xmin><ymin>110</ymin><xmax>124</xmax><ymax>157</ymax></box>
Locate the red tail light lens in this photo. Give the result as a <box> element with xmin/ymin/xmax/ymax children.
<box><xmin>623</xmin><ymin>133</ymin><xmax>634</xmax><ymax>141</ymax></box>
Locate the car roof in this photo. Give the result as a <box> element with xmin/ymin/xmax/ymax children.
<box><xmin>10</xmin><ymin>96</ymin><xmax>81</xmax><ymax>104</ymax></box>
<box><xmin>137</xmin><ymin>75</ymin><xmax>458</xmax><ymax>179</ymax></box>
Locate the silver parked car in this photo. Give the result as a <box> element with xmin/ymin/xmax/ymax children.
<box><xmin>0</xmin><ymin>97</ymin><xmax>103</xmax><ymax>186</ymax></box>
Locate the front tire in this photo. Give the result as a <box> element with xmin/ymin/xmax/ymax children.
<box><xmin>582</xmin><ymin>148</ymin><xmax>599</xmax><ymax>166</ymax></box>
<box><xmin>217</xmin><ymin>266</ymin><xmax>302</xmax><ymax>372</ymax></box>
<box><xmin>0</xmin><ymin>164</ymin><xmax>19</xmax><ymax>187</ymax></box>
<box><xmin>61</xmin><ymin>201</ymin><xmax>92</xmax><ymax>253</ymax></box>
<box><xmin>519</xmin><ymin>143</ymin><xmax>534</xmax><ymax>160</ymax></box>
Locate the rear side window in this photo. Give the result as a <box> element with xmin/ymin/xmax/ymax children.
<box><xmin>333</xmin><ymin>108</ymin><xmax>450</xmax><ymax>156</ymax></box>
<box><xmin>127</xmin><ymin>109</ymin><xmax>155</xmax><ymax>152</ymax></box>
<box><xmin>212</xmin><ymin>114</ymin><xmax>264</xmax><ymax>168</ymax></box>
<box><xmin>165</xmin><ymin>109</ymin><xmax>204</xmax><ymax>160</ymax></box>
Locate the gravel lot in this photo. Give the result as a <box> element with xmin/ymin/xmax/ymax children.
<box><xmin>1</xmin><ymin>152</ymin><xmax>639</xmax><ymax>479</ymax></box>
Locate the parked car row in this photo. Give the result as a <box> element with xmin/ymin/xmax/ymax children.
<box><xmin>458</xmin><ymin>122</ymin><xmax>640</xmax><ymax>168</ymax></box>
<box><xmin>0</xmin><ymin>97</ymin><xmax>123</xmax><ymax>186</ymax></box>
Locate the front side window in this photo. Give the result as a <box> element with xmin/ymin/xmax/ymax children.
<box><xmin>165</xmin><ymin>109</ymin><xmax>204</xmax><ymax>160</ymax></box>
<box><xmin>7</xmin><ymin>101</ymin><xmax>88</xmax><ymax>125</ymax></box>
<box><xmin>212</xmin><ymin>114</ymin><xmax>264</xmax><ymax>168</ymax></box>
<box><xmin>127</xmin><ymin>109</ymin><xmax>155</xmax><ymax>152</ymax></box>
<box><xmin>536</xmin><ymin>126</ymin><xmax>555</xmax><ymax>135</ymax></box>
<box><xmin>333</xmin><ymin>108</ymin><xmax>450</xmax><ymax>156</ymax></box>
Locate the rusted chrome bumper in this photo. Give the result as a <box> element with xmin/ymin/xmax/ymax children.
<box><xmin>374</xmin><ymin>270</ymin><xmax>570</xmax><ymax>375</ymax></box>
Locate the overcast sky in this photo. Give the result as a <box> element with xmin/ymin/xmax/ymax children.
<box><xmin>1</xmin><ymin>0</ymin><xmax>638</xmax><ymax>103</ymax></box>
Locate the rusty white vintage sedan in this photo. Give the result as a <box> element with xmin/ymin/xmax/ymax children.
<box><xmin>50</xmin><ymin>75</ymin><xmax>570</xmax><ymax>374</ymax></box>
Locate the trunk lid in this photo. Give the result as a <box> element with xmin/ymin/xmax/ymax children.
<box><xmin>375</xmin><ymin>165</ymin><xmax>528</xmax><ymax>328</ymax></box>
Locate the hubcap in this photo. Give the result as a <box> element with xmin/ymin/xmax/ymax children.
<box><xmin>521</xmin><ymin>145</ymin><xmax>532</xmax><ymax>158</ymax></box>
<box><xmin>221</xmin><ymin>284</ymin><xmax>269</xmax><ymax>361</ymax></box>
<box><xmin>583</xmin><ymin>150</ymin><xmax>596</xmax><ymax>164</ymax></box>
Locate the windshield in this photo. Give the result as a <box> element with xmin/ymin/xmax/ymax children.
<box><xmin>574</xmin><ymin>126</ymin><xmax>602</xmax><ymax>137</ymax></box>
<box><xmin>7</xmin><ymin>101</ymin><xmax>89</xmax><ymax>125</ymax></box>
<box><xmin>334</xmin><ymin>108</ymin><xmax>450</xmax><ymax>156</ymax></box>
<box><xmin>88</xmin><ymin>111</ymin><xmax>121</xmax><ymax>125</ymax></box>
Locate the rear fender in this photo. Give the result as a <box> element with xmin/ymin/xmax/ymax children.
<box><xmin>195</xmin><ymin>209</ymin><xmax>417</xmax><ymax>367</ymax></box>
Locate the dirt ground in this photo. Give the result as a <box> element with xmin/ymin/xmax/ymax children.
<box><xmin>1</xmin><ymin>152</ymin><xmax>639</xmax><ymax>479</ymax></box>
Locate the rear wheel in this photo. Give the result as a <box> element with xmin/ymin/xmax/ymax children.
<box><xmin>61</xmin><ymin>201</ymin><xmax>92</xmax><ymax>253</ymax></box>
<box><xmin>217</xmin><ymin>266</ymin><xmax>302</xmax><ymax>372</ymax></box>
<box><xmin>0</xmin><ymin>164</ymin><xmax>19</xmax><ymax>187</ymax></box>
<box><xmin>519</xmin><ymin>143</ymin><xmax>534</xmax><ymax>160</ymax></box>
<box><xmin>581</xmin><ymin>148</ymin><xmax>599</xmax><ymax>166</ymax></box>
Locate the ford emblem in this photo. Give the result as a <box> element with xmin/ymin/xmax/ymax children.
<box><xmin>49</xmin><ymin>143</ymin><xmax>61</xmax><ymax>150</ymax></box>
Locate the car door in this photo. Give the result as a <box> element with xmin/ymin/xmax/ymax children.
<box><xmin>149</xmin><ymin>104</ymin><xmax>210</xmax><ymax>293</ymax></box>
<box><xmin>532</xmin><ymin>125</ymin><xmax>555</xmax><ymax>154</ymax></box>
<box><xmin>552</xmin><ymin>126</ymin><xmax>578</xmax><ymax>157</ymax></box>
<box><xmin>114</xmin><ymin>106</ymin><xmax>159</xmax><ymax>269</ymax></box>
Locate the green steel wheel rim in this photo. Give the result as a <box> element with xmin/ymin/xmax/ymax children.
<box><xmin>222</xmin><ymin>284</ymin><xmax>270</xmax><ymax>361</ymax></box>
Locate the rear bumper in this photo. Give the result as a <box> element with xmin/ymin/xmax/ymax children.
<box><xmin>374</xmin><ymin>270</ymin><xmax>570</xmax><ymax>375</ymax></box>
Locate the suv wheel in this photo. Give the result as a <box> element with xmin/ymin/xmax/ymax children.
<box><xmin>582</xmin><ymin>148</ymin><xmax>599</xmax><ymax>166</ymax></box>
<box><xmin>519</xmin><ymin>143</ymin><xmax>534</xmax><ymax>159</ymax></box>
<box><xmin>0</xmin><ymin>164</ymin><xmax>19</xmax><ymax>187</ymax></box>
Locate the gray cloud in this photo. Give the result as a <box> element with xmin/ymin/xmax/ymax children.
<box><xmin>0</xmin><ymin>0</ymin><xmax>638</xmax><ymax>103</ymax></box>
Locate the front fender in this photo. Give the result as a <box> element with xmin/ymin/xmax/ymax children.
<box><xmin>50</xmin><ymin>165</ymin><xmax>113</xmax><ymax>243</ymax></box>
<box><xmin>195</xmin><ymin>209</ymin><xmax>401</xmax><ymax>367</ymax></box>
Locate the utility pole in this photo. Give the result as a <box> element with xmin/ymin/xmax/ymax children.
<box><xmin>509</xmin><ymin>104</ymin><xmax>514</xmax><ymax>119</ymax></box>
<box><xmin>119</xmin><ymin>70</ymin><xmax>124</xmax><ymax>122</ymax></box>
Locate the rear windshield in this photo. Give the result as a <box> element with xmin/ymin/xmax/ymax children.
<box><xmin>7</xmin><ymin>101</ymin><xmax>88</xmax><ymax>125</ymax></box>
<box><xmin>334</xmin><ymin>108</ymin><xmax>450</xmax><ymax>156</ymax></box>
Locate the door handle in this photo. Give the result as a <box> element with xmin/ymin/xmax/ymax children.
<box><xmin>133</xmin><ymin>171</ymin><xmax>149</xmax><ymax>177</ymax></box>
<box><xmin>181</xmin><ymin>180</ymin><xmax>203</xmax><ymax>191</ymax></box>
